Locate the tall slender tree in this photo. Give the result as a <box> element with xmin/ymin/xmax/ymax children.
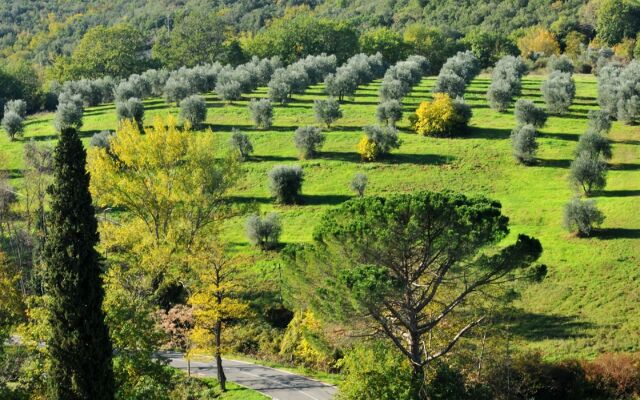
<box><xmin>44</xmin><ymin>127</ymin><xmax>114</xmax><ymax>400</ymax></box>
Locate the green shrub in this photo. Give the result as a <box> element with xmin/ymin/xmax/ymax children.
<box><xmin>294</xmin><ymin>126</ymin><xmax>325</xmax><ymax>159</ymax></box>
<box><xmin>248</xmin><ymin>98</ymin><xmax>273</xmax><ymax>129</ymax></box>
<box><xmin>514</xmin><ymin>99</ymin><xmax>547</xmax><ymax>127</ymax></box>
<box><xmin>179</xmin><ymin>95</ymin><xmax>207</xmax><ymax>128</ymax></box>
<box><xmin>350</xmin><ymin>173</ymin><xmax>368</xmax><ymax>196</ymax></box>
<box><xmin>229</xmin><ymin>129</ymin><xmax>253</xmax><ymax>161</ymax></box>
<box><xmin>511</xmin><ymin>124</ymin><xmax>538</xmax><ymax>165</ymax></box>
<box><xmin>246</xmin><ymin>213</ymin><xmax>282</xmax><ymax>250</ymax></box>
<box><xmin>268</xmin><ymin>165</ymin><xmax>303</xmax><ymax>204</ymax></box>
<box><xmin>563</xmin><ymin>198</ymin><xmax>605</xmax><ymax>236</ymax></box>
<box><xmin>314</xmin><ymin>98</ymin><xmax>342</xmax><ymax>128</ymax></box>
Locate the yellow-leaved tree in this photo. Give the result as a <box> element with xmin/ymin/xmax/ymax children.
<box><xmin>414</xmin><ymin>93</ymin><xmax>471</xmax><ymax>137</ymax></box>
<box><xmin>517</xmin><ymin>26</ymin><xmax>560</xmax><ymax>59</ymax></box>
<box><xmin>188</xmin><ymin>241</ymin><xmax>251</xmax><ymax>392</ymax></box>
<box><xmin>88</xmin><ymin>116</ymin><xmax>242</xmax><ymax>297</ymax></box>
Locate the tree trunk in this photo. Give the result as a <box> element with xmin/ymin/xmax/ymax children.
<box><xmin>215</xmin><ymin>319</ymin><xmax>226</xmax><ymax>392</ymax></box>
<box><xmin>409</xmin><ymin>332</ymin><xmax>424</xmax><ymax>399</ymax></box>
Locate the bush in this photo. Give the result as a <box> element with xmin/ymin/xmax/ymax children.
<box><xmin>268</xmin><ymin>165</ymin><xmax>304</xmax><ymax>204</ymax></box>
<box><xmin>313</xmin><ymin>98</ymin><xmax>342</xmax><ymax>128</ymax></box>
<box><xmin>576</xmin><ymin>130</ymin><xmax>612</xmax><ymax>160</ymax></box>
<box><xmin>115</xmin><ymin>97</ymin><xmax>144</xmax><ymax>128</ymax></box>
<box><xmin>245</xmin><ymin>213</ymin><xmax>282</xmax><ymax>250</ymax></box>
<box><xmin>587</xmin><ymin>110</ymin><xmax>612</xmax><ymax>134</ymax></box>
<box><xmin>248</xmin><ymin>98</ymin><xmax>273</xmax><ymax>129</ymax></box>
<box><xmin>90</xmin><ymin>130</ymin><xmax>115</xmax><ymax>150</ymax></box>
<box><xmin>179</xmin><ymin>95</ymin><xmax>207</xmax><ymax>128</ymax></box>
<box><xmin>142</xmin><ymin>69</ymin><xmax>170</xmax><ymax>97</ymax></box>
<box><xmin>582</xmin><ymin>352</ymin><xmax>640</xmax><ymax>399</ymax></box>
<box><xmin>487</xmin><ymin>55</ymin><xmax>527</xmax><ymax>112</ymax></box>
<box><xmin>433</xmin><ymin>71</ymin><xmax>466</xmax><ymax>98</ymax></box>
<box><xmin>570</xmin><ymin>151</ymin><xmax>607</xmax><ymax>195</ymax></box>
<box><xmin>514</xmin><ymin>99</ymin><xmax>547</xmax><ymax>127</ymax></box>
<box><xmin>294</xmin><ymin>126</ymin><xmax>326</xmax><ymax>159</ymax></box>
<box><xmin>229</xmin><ymin>129</ymin><xmax>253</xmax><ymax>161</ymax></box>
<box><xmin>1</xmin><ymin>111</ymin><xmax>23</xmax><ymax>141</ymax></box>
<box><xmin>376</xmin><ymin>100</ymin><xmax>403</xmax><ymax>127</ymax></box>
<box><xmin>541</xmin><ymin>71</ymin><xmax>575</xmax><ymax>114</ymax></box>
<box><xmin>414</xmin><ymin>93</ymin><xmax>471</xmax><ymax>137</ymax></box>
<box><xmin>563</xmin><ymin>198</ymin><xmax>605</xmax><ymax>236</ymax></box>
<box><xmin>547</xmin><ymin>54</ymin><xmax>575</xmax><ymax>74</ymax></box>
<box><xmin>357</xmin><ymin>125</ymin><xmax>401</xmax><ymax>161</ymax></box>
<box><xmin>511</xmin><ymin>124</ymin><xmax>538</xmax><ymax>165</ymax></box>
<box><xmin>215</xmin><ymin>80</ymin><xmax>242</xmax><ymax>103</ymax></box>
<box><xmin>53</xmin><ymin>99</ymin><xmax>83</xmax><ymax>131</ymax></box>
<box><xmin>3</xmin><ymin>99</ymin><xmax>27</xmax><ymax>118</ymax></box>
<box><xmin>350</xmin><ymin>173</ymin><xmax>368</xmax><ymax>196</ymax></box>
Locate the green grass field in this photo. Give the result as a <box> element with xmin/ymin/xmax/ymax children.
<box><xmin>5</xmin><ymin>73</ymin><xmax>639</xmax><ymax>360</ymax></box>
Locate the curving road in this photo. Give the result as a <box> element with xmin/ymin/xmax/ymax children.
<box><xmin>164</xmin><ymin>352</ymin><xmax>337</xmax><ymax>400</ymax></box>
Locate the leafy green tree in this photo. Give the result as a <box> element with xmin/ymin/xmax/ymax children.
<box><xmin>43</xmin><ymin>127</ymin><xmax>114</xmax><ymax>399</ymax></box>
<box><xmin>462</xmin><ymin>30</ymin><xmax>518</xmax><ymax>68</ymax></box>
<box><xmin>359</xmin><ymin>27</ymin><xmax>408</xmax><ymax>64</ymax></box>
<box><xmin>570</xmin><ymin>151</ymin><xmax>608</xmax><ymax>195</ymax></box>
<box><xmin>403</xmin><ymin>25</ymin><xmax>461</xmax><ymax>72</ymax></box>
<box><xmin>56</xmin><ymin>24</ymin><xmax>150</xmax><ymax>79</ymax></box>
<box><xmin>287</xmin><ymin>191</ymin><xmax>543</xmax><ymax>398</ymax></box>
<box><xmin>596</xmin><ymin>0</ymin><xmax>634</xmax><ymax>46</ymax></box>
<box><xmin>152</xmin><ymin>13</ymin><xmax>231</xmax><ymax>69</ymax></box>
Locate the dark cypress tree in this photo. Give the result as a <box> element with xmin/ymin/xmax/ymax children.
<box><xmin>44</xmin><ymin>128</ymin><xmax>114</xmax><ymax>400</ymax></box>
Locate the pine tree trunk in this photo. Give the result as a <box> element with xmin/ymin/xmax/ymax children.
<box><xmin>215</xmin><ymin>319</ymin><xmax>226</xmax><ymax>392</ymax></box>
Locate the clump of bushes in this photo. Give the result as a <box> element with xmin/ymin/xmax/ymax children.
<box><xmin>511</xmin><ymin>124</ymin><xmax>538</xmax><ymax>165</ymax></box>
<box><xmin>514</xmin><ymin>99</ymin><xmax>547</xmax><ymax>127</ymax></box>
<box><xmin>379</xmin><ymin>56</ymin><xmax>427</xmax><ymax>102</ymax></box>
<box><xmin>90</xmin><ymin>130</ymin><xmax>115</xmax><ymax>150</ymax></box>
<box><xmin>294</xmin><ymin>126</ymin><xmax>325</xmax><ymax>159</ymax></box>
<box><xmin>541</xmin><ymin>70</ymin><xmax>575</xmax><ymax>114</ymax></box>
<box><xmin>246</xmin><ymin>213</ymin><xmax>282</xmax><ymax>250</ymax></box>
<box><xmin>350</xmin><ymin>173</ymin><xmax>368</xmax><ymax>196</ymax></box>
<box><xmin>215</xmin><ymin>80</ymin><xmax>242</xmax><ymax>103</ymax></box>
<box><xmin>563</xmin><ymin>198</ymin><xmax>605</xmax><ymax>236</ymax></box>
<box><xmin>268</xmin><ymin>165</ymin><xmax>304</xmax><ymax>204</ymax></box>
<box><xmin>413</xmin><ymin>93</ymin><xmax>471</xmax><ymax>137</ymax></box>
<box><xmin>179</xmin><ymin>95</ymin><xmax>207</xmax><ymax>128</ymax></box>
<box><xmin>230</xmin><ymin>129</ymin><xmax>253</xmax><ymax>161</ymax></box>
<box><xmin>357</xmin><ymin>125</ymin><xmax>400</xmax><ymax>161</ymax></box>
<box><xmin>313</xmin><ymin>98</ymin><xmax>342</xmax><ymax>128</ymax></box>
<box><xmin>248</xmin><ymin>98</ymin><xmax>273</xmax><ymax>129</ymax></box>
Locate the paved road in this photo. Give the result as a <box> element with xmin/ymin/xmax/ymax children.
<box><xmin>164</xmin><ymin>352</ymin><xmax>337</xmax><ymax>400</ymax></box>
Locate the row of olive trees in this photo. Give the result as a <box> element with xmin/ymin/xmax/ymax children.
<box><xmin>377</xmin><ymin>55</ymin><xmax>429</xmax><ymax>127</ymax></box>
<box><xmin>510</xmin><ymin>99</ymin><xmax>547</xmax><ymax>164</ymax></box>
<box><xmin>324</xmin><ymin>53</ymin><xmax>385</xmax><ymax>102</ymax></box>
<box><xmin>487</xmin><ymin>55</ymin><xmax>528</xmax><ymax>112</ymax></box>
<box><xmin>433</xmin><ymin>50</ymin><xmax>480</xmax><ymax>99</ymax></box>
<box><xmin>598</xmin><ymin>60</ymin><xmax>640</xmax><ymax>124</ymax></box>
<box><xmin>268</xmin><ymin>54</ymin><xmax>338</xmax><ymax>104</ymax></box>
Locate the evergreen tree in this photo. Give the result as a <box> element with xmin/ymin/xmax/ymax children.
<box><xmin>44</xmin><ymin>128</ymin><xmax>114</xmax><ymax>400</ymax></box>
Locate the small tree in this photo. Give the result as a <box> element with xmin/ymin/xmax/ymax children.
<box><xmin>563</xmin><ymin>198</ymin><xmax>605</xmax><ymax>236</ymax></box>
<box><xmin>115</xmin><ymin>97</ymin><xmax>144</xmax><ymax>129</ymax></box>
<box><xmin>414</xmin><ymin>93</ymin><xmax>471</xmax><ymax>137</ymax></box>
<box><xmin>576</xmin><ymin>130</ymin><xmax>612</xmax><ymax>160</ymax></box>
<box><xmin>376</xmin><ymin>100</ymin><xmax>403</xmax><ymax>127</ymax></box>
<box><xmin>90</xmin><ymin>131</ymin><xmax>115</xmax><ymax>150</ymax></box>
<box><xmin>248</xmin><ymin>98</ymin><xmax>273</xmax><ymax>129</ymax></box>
<box><xmin>294</xmin><ymin>126</ymin><xmax>326</xmax><ymax>159</ymax></box>
<box><xmin>216</xmin><ymin>81</ymin><xmax>242</xmax><ymax>103</ymax></box>
<box><xmin>570</xmin><ymin>151</ymin><xmax>607</xmax><ymax>195</ymax></box>
<box><xmin>547</xmin><ymin>54</ymin><xmax>575</xmax><ymax>74</ymax></box>
<box><xmin>541</xmin><ymin>71</ymin><xmax>575</xmax><ymax>114</ymax></box>
<box><xmin>180</xmin><ymin>95</ymin><xmax>207</xmax><ymax>128</ymax></box>
<box><xmin>163</xmin><ymin>76</ymin><xmax>193</xmax><ymax>104</ymax></box>
<box><xmin>380</xmin><ymin>78</ymin><xmax>409</xmax><ymax>101</ymax></box>
<box><xmin>313</xmin><ymin>98</ymin><xmax>342</xmax><ymax>128</ymax></box>
<box><xmin>4</xmin><ymin>99</ymin><xmax>27</xmax><ymax>118</ymax></box>
<box><xmin>324</xmin><ymin>71</ymin><xmax>358</xmax><ymax>102</ymax></box>
<box><xmin>433</xmin><ymin>71</ymin><xmax>466</xmax><ymax>98</ymax></box>
<box><xmin>357</xmin><ymin>125</ymin><xmax>401</xmax><ymax>161</ymax></box>
<box><xmin>487</xmin><ymin>78</ymin><xmax>517</xmax><ymax>112</ymax></box>
<box><xmin>511</xmin><ymin>124</ymin><xmax>538</xmax><ymax>165</ymax></box>
<box><xmin>54</xmin><ymin>100</ymin><xmax>83</xmax><ymax>132</ymax></box>
<box><xmin>229</xmin><ymin>129</ymin><xmax>253</xmax><ymax>161</ymax></box>
<box><xmin>615</xmin><ymin>60</ymin><xmax>640</xmax><ymax>124</ymax></box>
<box><xmin>245</xmin><ymin>213</ymin><xmax>282</xmax><ymax>250</ymax></box>
<box><xmin>268</xmin><ymin>165</ymin><xmax>304</xmax><ymax>204</ymax></box>
<box><xmin>587</xmin><ymin>110</ymin><xmax>612</xmax><ymax>134</ymax></box>
<box><xmin>514</xmin><ymin>99</ymin><xmax>547</xmax><ymax>127</ymax></box>
<box><xmin>350</xmin><ymin>173</ymin><xmax>368</xmax><ymax>196</ymax></box>
<box><xmin>1</xmin><ymin>111</ymin><xmax>23</xmax><ymax>141</ymax></box>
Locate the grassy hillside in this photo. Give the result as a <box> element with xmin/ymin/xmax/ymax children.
<box><xmin>5</xmin><ymin>73</ymin><xmax>639</xmax><ymax>359</ymax></box>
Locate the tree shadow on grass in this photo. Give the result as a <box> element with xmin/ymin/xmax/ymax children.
<box><xmin>251</xmin><ymin>155</ymin><xmax>298</xmax><ymax>162</ymax></box>
<box><xmin>598</xmin><ymin>189</ymin><xmax>640</xmax><ymax>197</ymax></box>
<box><xmin>497</xmin><ymin>309</ymin><xmax>595</xmax><ymax>341</ymax></box>
<box><xmin>609</xmin><ymin>163</ymin><xmax>640</xmax><ymax>171</ymax></box>
<box><xmin>228</xmin><ymin>195</ymin><xmax>271</xmax><ymax>205</ymax></box>
<box><xmin>302</xmin><ymin>194</ymin><xmax>352</xmax><ymax>206</ymax></box>
<box><xmin>30</xmin><ymin>129</ymin><xmax>101</xmax><ymax>142</ymax></box>
<box><xmin>465</xmin><ymin>126</ymin><xmax>512</xmax><ymax>140</ymax></box>
<box><xmin>535</xmin><ymin>158</ymin><xmax>572</xmax><ymax>168</ymax></box>
<box><xmin>538</xmin><ymin>132</ymin><xmax>579</xmax><ymax>141</ymax></box>
<box><xmin>596</xmin><ymin>228</ymin><xmax>640</xmax><ymax>240</ymax></box>
<box><xmin>204</xmin><ymin>123</ymin><xmax>298</xmax><ymax>133</ymax></box>
<box><xmin>0</xmin><ymin>168</ymin><xmax>24</xmax><ymax>180</ymax></box>
<box><xmin>320</xmin><ymin>151</ymin><xmax>361</xmax><ymax>162</ymax></box>
<box><xmin>389</xmin><ymin>153</ymin><xmax>454</xmax><ymax>166</ymax></box>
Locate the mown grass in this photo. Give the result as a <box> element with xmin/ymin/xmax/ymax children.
<box><xmin>5</xmin><ymin>73</ymin><xmax>639</xmax><ymax>360</ymax></box>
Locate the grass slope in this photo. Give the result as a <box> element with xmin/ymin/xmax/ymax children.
<box><xmin>5</xmin><ymin>73</ymin><xmax>639</xmax><ymax>359</ymax></box>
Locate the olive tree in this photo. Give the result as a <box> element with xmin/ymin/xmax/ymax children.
<box><xmin>350</xmin><ymin>173</ymin><xmax>368</xmax><ymax>196</ymax></box>
<box><xmin>357</xmin><ymin>125</ymin><xmax>401</xmax><ymax>161</ymax></box>
<box><xmin>511</xmin><ymin>124</ymin><xmax>538</xmax><ymax>165</ymax></box>
<box><xmin>90</xmin><ymin>131</ymin><xmax>115</xmax><ymax>150</ymax></box>
<box><xmin>615</xmin><ymin>60</ymin><xmax>640</xmax><ymax>124</ymax></box>
<box><xmin>563</xmin><ymin>198</ymin><xmax>605</xmax><ymax>236</ymax></box>
<box><xmin>180</xmin><ymin>95</ymin><xmax>207</xmax><ymax>128</ymax></box>
<box><xmin>541</xmin><ymin>71</ymin><xmax>575</xmax><ymax>114</ymax></box>
<box><xmin>1</xmin><ymin>111</ymin><xmax>23</xmax><ymax>141</ymax></box>
<box><xmin>597</xmin><ymin>63</ymin><xmax>623</xmax><ymax>117</ymax></box>
<box><xmin>294</xmin><ymin>126</ymin><xmax>326</xmax><ymax>159</ymax></box>
<box><xmin>547</xmin><ymin>54</ymin><xmax>575</xmax><ymax>74</ymax></box>
<box><xmin>4</xmin><ymin>99</ymin><xmax>27</xmax><ymax>118</ymax></box>
<box><xmin>376</xmin><ymin>100</ymin><xmax>403</xmax><ymax>127</ymax></box>
<box><xmin>570</xmin><ymin>151</ymin><xmax>607</xmax><ymax>195</ymax></box>
<box><xmin>54</xmin><ymin>96</ymin><xmax>84</xmax><ymax>132</ymax></box>
<box><xmin>433</xmin><ymin>71</ymin><xmax>466</xmax><ymax>98</ymax></box>
<box><xmin>230</xmin><ymin>129</ymin><xmax>253</xmax><ymax>161</ymax></box>
<box><xmin>324</xmin><ymin>70</ymin><xmax>358</xmax><ymax>102</ymax></box>
<box><xmin>268</xmin><ymin>165</ymin><xmax>304</xmax><ymax>204</ymax></box>
<box><xmin>313</xmin><ymin>98</ymin><xmax>342</xmax><ymax>128</ymax></box>
<box><xmin>115</xmin><ymin>97</ymin><xmax>145</xmax><ymax>128</ymax></box>
<box><xmin>246</xmin><ymin>213</ymin><xmax>282</xmax><ymax>250</ymax></box>
<box><xmin>587</xmin><ymin>110</ymin><xmax>612</xmax><ymax>134</ymax></box>
<box><xmin>514</xmin><ymin>99</ymin><xmax>547</xmax><ymax>127</ymax></box>
<box><xmin>164</xmin><ymin>76</ymin><xmax>194</xmax><ymax>104</ymax></box>
<box><xmin>215</xmin><ymin>81</ymin><xmax>242</xmax><ymax>103</ymax></box>
<box><xmin>575</xmin><ymin>130</ymin><xmax>612</xmax><ymax>160</ymax></box>
<box><xmin>248</xmin><ymin>98</ymin><xmax>273</xmax><ymax>129</ymax></box>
